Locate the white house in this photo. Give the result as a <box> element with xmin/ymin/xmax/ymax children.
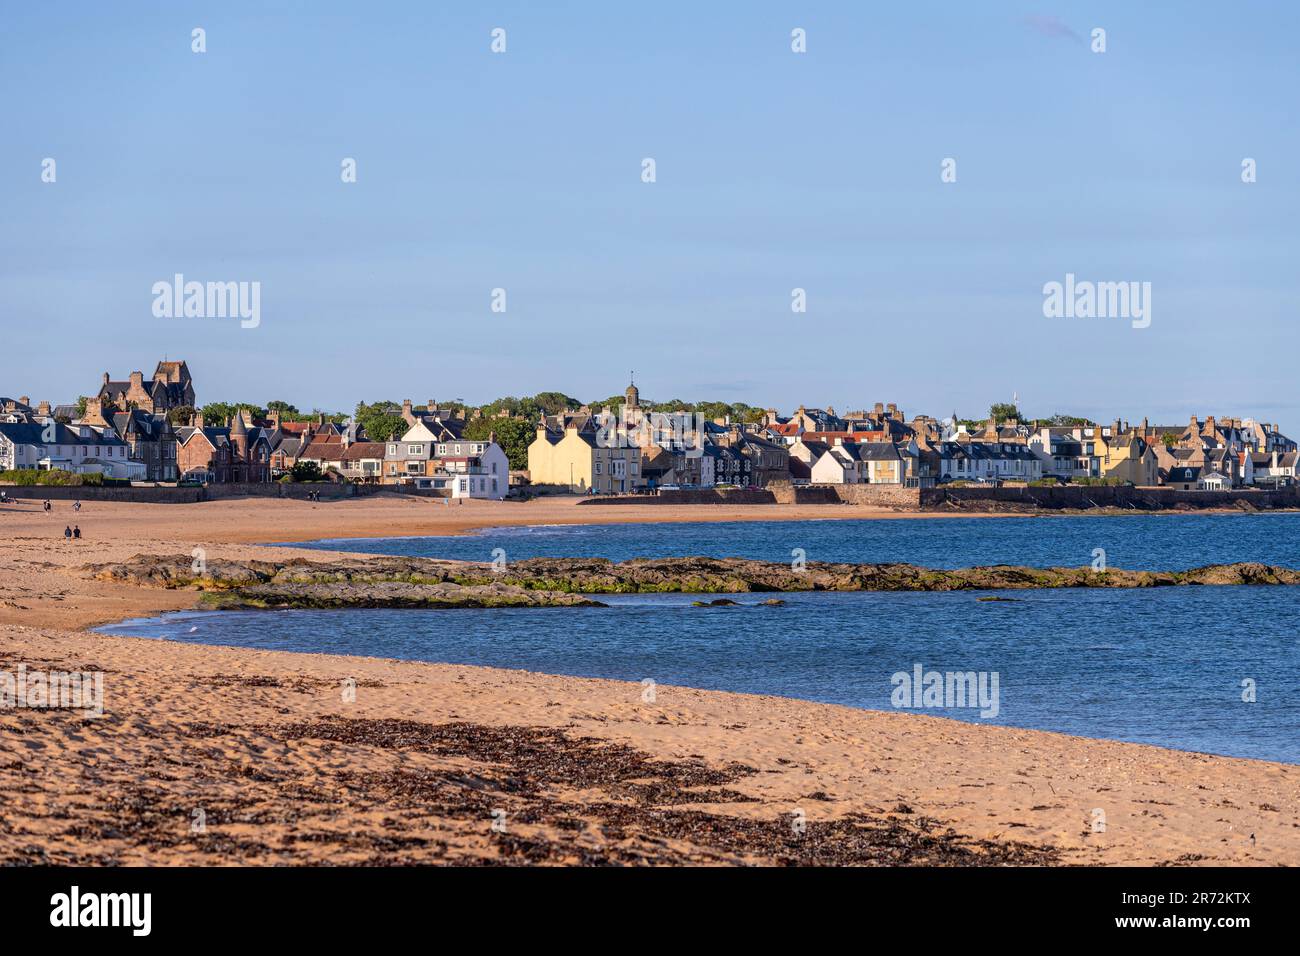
<box><xmin>1198</xmin><ymin>470</ymin><xmax>1231</xmax><ymax>491</ymax></box>
<box><xmin>0</xmin><ymin>421</ymin><xmax>146</xmax><ymax>480</ymax></box>
<box><xmin>1251</xmin><ymin>450</ymin><xmax>1298</xmax><ymax>487</ymax></box>
<box><xmin>810</xmin><ymin>441</ymin><xmax>864</xmax><ymax>484</ymax></box>
<box><xmin>388</xmin><ymin>420</ymin><xmax>510</xmax><ymax>499</ymax></box>
<box><xmin>939</xmin><ymin>441</ymin><xmax>1043</xmax><ymax>483</ymax></box>
<box><xmin>433</xmin><ymin>435</ymin><xmax>509</xmax><ymax>499</ymax></box>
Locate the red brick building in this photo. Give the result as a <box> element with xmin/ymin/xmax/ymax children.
<box><xmin>176</xmin><ymin>413</ymin><xmax>271</xmax><ymax>483</ymax></box>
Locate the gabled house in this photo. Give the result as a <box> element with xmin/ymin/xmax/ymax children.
<box><xmin>298</xmin><ymin>434</ymin><xmax>346</xmax><ymax>475</ymax></box>
<box><xmin>810</xmin><ymin>440</ymin><xmax>866</xmax><ymax>484</ymax></box>
<box><xmin>788</xmin><ymin>438</ymin><xmax>829</xmax><ymax>483</ymax></box>
<box><xmin>339</xmin><ymin>442</ymin><xmax>387</xmax><ymax>483</ymax></box>
<box><xmin>1165</xmin><ymin>466</ymin><xmax>1202</xmax><ymax>491</ymax></box>
<box><xmin>176</xmin><ymin>415</ymin><xmax>271</xmax><ymax>483</ymax></box>
<box><xmin>1096</xmin><ymin>422</ymin><xmax>1159</xmax><ymax>486</ymax></box>
<box><xmin>1251</xmin><ymin>450</ymin><xmax>1298</xmax><ymax>487</ymax></box>
<box><xmin>527</xmin><ymin>417</ymin><xmax>644</xmax><ymax>493</ymax></box>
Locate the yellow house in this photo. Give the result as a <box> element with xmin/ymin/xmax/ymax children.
<box><xmin>527</xmin><ymin>421</ymin><xmax>644</xmax><ymax>494</ymax></box>
<box><xmin>1098</xmin><ymin>427</ymin><xmax>1159</xmax><ymax>486</ymax></box>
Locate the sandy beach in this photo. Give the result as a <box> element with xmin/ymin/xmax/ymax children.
<box><xmin>1</xmin><ymin>495</ymin><xmax>1296</xmax><ymax>866</ymax></box>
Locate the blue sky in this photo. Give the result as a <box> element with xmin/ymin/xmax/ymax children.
<box><xmin>2</xmin><ymin>1</ymin><xmax>1297</xmax><ymax>425</ymax></box>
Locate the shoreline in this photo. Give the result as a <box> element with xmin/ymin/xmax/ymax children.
<box><xmin>2</xmin><ymin>497</ymin><xmax>1297</xmax><ymax>866</ymax></box>
<box><xmin>93</xmin><ymin>605</ymin><xmax>1295</xmax><ymax>770</ymax></box>
<box><xmin>80</xmin><ymin>614</ymin><xmax>1300</xmax><ymax>769</ymax></box>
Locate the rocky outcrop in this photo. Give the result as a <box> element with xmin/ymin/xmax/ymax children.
<box><xmin>81</xmin><ymin>553</ymin><xmax>1300</xmax><ymax>610</ymax></box>
<box><xmin>484</xmin><ymin>556</ymin><xmax>1300</xmax><ymax>592</ymax></box>
<box><xmin>81</xmin><ymin>554</ymin><xmax>603</xmax><ymax>610</ymax></box>
<box><xmin>204</xmin><ymin>581</ymin><xmax>602</xmax><ymax>610</ymax></box>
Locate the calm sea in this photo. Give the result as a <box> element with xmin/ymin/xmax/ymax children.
<box><xmin>281</xmin><ymin>512</ymin><xmax>1300</xmax><ymax>570</ymax></box>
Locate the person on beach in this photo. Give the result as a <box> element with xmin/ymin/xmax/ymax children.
<box><xmin>63</xmin><ymin>526</ymin><xmax>71</xmax><ymax>539</ymax></box>
<box><xmin>44</xmin><ymin>499</ymin><xmax>52</xmax><ymax>513</ymax></box>
<box><xmin>73</xmin><ymin>500</ymin><xmax>81</xmax><ymax>512</ymax></box>
<box><xmin>73</xmin><ymin>526</ymin><xmax>81</xmax><ymax>539</ymax></box>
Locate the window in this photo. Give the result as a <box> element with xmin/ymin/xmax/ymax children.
<box><xmin>408</xmin><ymin>444</ymin><xmax>423</xmax><ymax>455</ymax></box>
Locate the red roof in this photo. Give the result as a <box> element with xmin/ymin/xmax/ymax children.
<box><xmin>300</xmin><ymin>439</ymin><xmax>345</xmax><ymax>460</ymax></box>
<box><xmin>341</xmin><ymin>442</ymin><xmax>387</xmax><ymax>461</ymax></box>
<box><xmin>279</xmin><ymin>422</ymin><xmax>316</xmax><ymax>435</ymax></box>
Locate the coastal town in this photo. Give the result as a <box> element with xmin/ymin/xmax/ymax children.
<box><xmin>1</xmin><ymin>357</ymin><xmax>1296</xmax><ymax>499</ymax></box>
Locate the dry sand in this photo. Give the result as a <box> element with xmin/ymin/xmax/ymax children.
<box><xmin>0</xmin><ymin>495</ymin><xmax>1295</xmax><ymax>865</ymax></box>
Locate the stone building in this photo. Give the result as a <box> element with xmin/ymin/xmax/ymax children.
<box><xmin>176</xmin><ymin>412</ymin><xmax>271</xmax><ymax>483</ymax></box>
<box><xmin>97</xmin><ymin>360</ymin><xmax>195</xmax><ymax>414</ymax></box>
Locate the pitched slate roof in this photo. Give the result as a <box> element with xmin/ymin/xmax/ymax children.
<box><xmin>855</xmin><ymin>442</ymin><xmax>902</xmax><ymax>461</ymax></box>
<box><xmin>0</xmin><ymin>421</ymin><xmax>125</xmax><ymax>447</ymax></box>
<box><xmin>178</xmin><ymin>425</ymin><xmax>271</xmax><ymax>450</ymax></box>
<box><xmin>110</xmin><ymin>410</ymin><xmax>173</xmax><ymax>441</ymax></box>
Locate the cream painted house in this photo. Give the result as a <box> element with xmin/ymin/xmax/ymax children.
<box><xmin>527</xmin><ymin>420</ymin><xmax>643</xmax><ymax>493</ymax></box>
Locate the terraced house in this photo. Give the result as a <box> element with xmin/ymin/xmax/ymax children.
<box><xmin>0</xmin><ymin>420</ymin><xmax>143</xmax><ymax>480</ymax></box>
<box><xmin>528</xmin><ymin>414</ymin><xmax>644</xmax><ymax>494</ymax></box>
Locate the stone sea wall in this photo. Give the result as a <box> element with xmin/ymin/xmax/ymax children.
<box><xmin>922</xmin><ymin>485</ymin><xmax>1300</xmax><ymax>511</ymax></box>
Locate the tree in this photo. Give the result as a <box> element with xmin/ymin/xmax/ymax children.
<box><xmin>532</xmin><ymin>391</ymin><xmax>581</xmax><ymax>415</ymax></box>
<box><xmin>354</xmin><ymin>401</ymin><xmax>407</xmax><ymax>442</ymax></box>
<box><xmin>464</xmin><ymin>416</ymin><xmax>533</xmax><ymax>470</ymax></box>
<box><xmin>289</xmin><ymin>460</ymin><xmax>324</xmax><ymax>482</ymax></box>
<box><xmin>75</xmin><ymin>396</ymin><xmax>89</xmax><ymax>417</ymax></box>
<box><xmin>167</xmin><ymin>405</ymin><xmax>196</xmax><ymax>426</ymax></box>
<box><xmin>267</xmin><ymin>400</ymin><xmax>299</xmax><ymax>415</ymax></box>
<box><xmin>989</xmin><ymin>403</ymin><xmax>1023</xmax><ymax>424</ymax></box>
<box><xmin>1047</xmin><ymin>414</ymin><xmax>1092</xmax><ymax>427</ymax></box>
<box><xmin>201</xmin><ymin>401</ymin><xmax>265</xmax><ymax>424</ymax></box>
